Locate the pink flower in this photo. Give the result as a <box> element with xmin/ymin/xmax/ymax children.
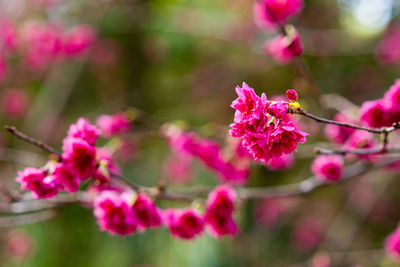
<box><xmin>93</xmin><ymin>148</ymin><xmax>121</xmax><ymax>188</ymax></box>
<box><xmin>292</xmin><ymin>218</ymin><xmax>323</xmax><ymax>253</ymax></box>
<box><xmin>0</xmin><ymin>88</ymin><xmax>29</xmax><ymax>117</ymax></box>
<box><xmin>62</xmin><ymin>137</ymin><xmax>97</xmax><ymax>180</ymax></box>
<box><xmin>255</xmin><ymin>197</ymin><xmax>295</xmax><ymax>227</ymax></box>
<box><xmin>230</xmin><ymin>83</ymin><xmax>307</xmax><ymax>164</ymax></box>
<box><xmin>384</xmin><ymin>79</ymin><xmax>400</xmax><ymax>123</ymax></box>
<box><xmin>266</xmin><ymin>154</ymin><xmax>294</xmax><ymax>171</ymax></box>
<box><xmin>385</xmin><ymin>226</ymin><xmax>400</xmax><ymax>261</ymax></box>
<box><xmin>53</xmin><ymin>163</ymin><xmax>80</xmax><ymax>193</ymax></box>
<box><xmin>325</xmin><ymin>113</ymin><xmax>356</xmax><ymax>144</ymax></box>
<box><xmin>311</xmin><ymin>155</ymin><xmax>343</xmax><ymax>182</ymax></box>
<box><xmin>67</xmin><ymin>118</ymin><xmax>100</xmax><ymax>146</ymax></box>
<box><xmin>204</xmin><ymin>185</ymin><xmax>238</xmax><ymax>237</ymax></box>
<box><xmin>253</xmin><ymin>0</ymin><xmax>303</xmax><ymax>29</ymax></box>
<box><xmin>164</xmin><ymin>208</ymin><xmax>204</xmax><ymax>240</ymax></box>
<box><xmin>266</xmin><ymin>101</ymin><xmax>289</xmax><ymax>118</ymax></box>
<box><xmin>133</xmin><ymin>194</ymin><xmax>162</xmax><ymax>229</ymax></box>
<box><xmin>166</xmin><ymin>128</ymin><xmax>250</xmax><ymax>185</ymax></box>
<box><xmin>21</xmin><ymin>21</ymin><xmax>63</xmax><ymax>71</ymax></box>
<box><xmin>62</xmin><ymin>25</ymin><xmax>96</xmax><ymax>58</ymax></box>
<box><xmin>345</xmin><ymin>130</ymin><xmax>378</xmax><ymax>161</ymax></box>
<box><xmin>360</xmin><ymin>99</ymin><xmax>392</xmax><ymax>128</ymax></box>
<box><xmin>286</xmin><ymin>89</ymin><xmax>298</xmax><ymax>102</ymax></box>
<box><xmin>376</xmin><ymin>24</ymin><xmax>400</xmax><ymax>64</ymax></box>
<box><xmin>93</xmin><ymin>191</ymin><xmax>137</xmax><ymax>235</ymax></box>
<box><xmin>16</xmin><ymin>167</ymin><xmax>62</xmax><ymax>199</ymax></box>
<box><xmin>263</xmin><ymin>30</ymin><xmax>303</xmax><ymax>64</ymax></box>
<box><xmin>96</xmin><ymin>113</ymin><xmax>132</xmax><ymax>138</ymax></box>
<box><xmin>6</xmin><ymin>230</ymin><xmax>34</xmax><ymax>262</ymax></box>
<box><xmin>267</xmin><ymin>121</ymin><xmax>308</xmax><ymax>158</ymax></box>
<box><xmin>0</xmin><ymin>55</ymin><xmax>7</xmax><ymax>82</ymax></box>
<box><xmin>163</xmin><ymin>155</ymin><xmax>193</xmax><ymax>184</ymax></box>
<box><xmin>231</xmin><ymin>82</ymin><xmax>266</xmax><ymax>117</ymax></box>
<box><xmin>0</xmin><ymin>19</ymin><xmax>18</xmax><ymax>52</ymax></box>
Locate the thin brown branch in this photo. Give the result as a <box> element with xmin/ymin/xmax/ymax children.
<box><xmin>4</xmin><ymin>125</ymin><xmax>61</xmax><ymax>158</ymax></box>
<box><xmin>291</xmin><ymin>108</ymin><xmax>400</xmax><ymax>134</ymax></box>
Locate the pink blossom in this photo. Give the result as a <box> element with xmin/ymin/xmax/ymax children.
<box><xmin>96</xmin><ymin>113</ymin><xmax>132</xmax><ymax>137</ymax></box>
<box><xmin>93</xmin><ymin>191</ymin><xmax>137</xmax><ymax>235</ymax></box>
<box><xmin>0</xmin><ymin>55</ymin><xmax>7</xmax><ymax>82</ymax></box>
<box><xmin>292</xmin><ymin>218</ymin><xmax>323</xmax><ymax>253</ymax></box>
<box><xmin>253</xmin><ymin>0</ymin><xmax>303</xmax><ymax>29</ymax></box>
<box><xmin>266</xmin><ymin>154</ymin><xmax>294</xmax><ymax>171</ymax></box>
<box><xmin>345</xmin><ymin>130</ymin><xmax>377</xmax><ymax>150</ymax></box>
<box><xmin>116</xmin><ymin>139</ymin><xmax>138</xmax><ymax>162</ymax></box>
<box><xmin>16</xmin><ymin>167</ymin><xmax>62</xmax><ymax>199</ymax></box>
<box><xmin>53</xmin><ymin>163</ymin><xmax>80</xmax><ymax>193</ymax></box>
<box><xmin>263</xmin><ymin>30</ymin><xmax>303</xmax><ymax>63</ymax></box>
<box><xmin>311</xmin><ymin>155</ymin><xmax>343</xmax><ymax>182</ymax></box>
<box><xmin>204</xmin><ymin>185</ymin><xmax>238</xmax><ymax>237</ymax></box>
<box><xmin>1</xmin><ymin>88</ymin><xmax>29</xmax><ymax>117</ymax></box>
<box><xmin>266</xmin><ymin>101</ymin><xmax>289</xmax><ymax>118</ymax></box>
<box><xmin>384</xmin><ymin>79</ymin><xmax>400</xmax><ymax>123</ymax></box>
<box><xmin>325</xmin><ymin>113</ymin><xmax>356</xmax><ymax>144</ymax></box>
<box><xmin>62</xmin><ymin>25</ymin><xmax>96</xmax><ymax>58</ymax></box>
<box><xmin>163</xmin><ymin>155</ymin><xmax>193</xmax><ymax>184</ymax></box>
<box><xmin>376</xmin><ymin>24</ymin><xmax>400</xmax><ymax>64</ymax></box>
<box><xmin>255</xmin><ymin>197</ymin><xmax>295</xmax><ymax>227</ymax></box>
<box><xmin>133</xmin><ymin>194</ymin><xmax>162</xmax><ymax>229</ymax></box>
<box><xmin>62</xmin><ymin>137</ymin><xmax>97</xmax><ymax>180</ymax></box>
<box><xmin>286</xmin><ymin>89</ymin><xmax>298</xmax><ymax>101</ymax></box>
<box><xmin>6</xmin><ymin>230</ymin><xmax>34</xmax><ymax>262</ymax></box>
<box><xmin>167</xmin><ymin>129</ymin><xmax>250</xmax><ymax>185</ymax></box>
<box><xmin>21</xmin><ymin>21</ymin><xmax>63</xmax><ymax>71</ymax></box>
<box><xmin>360</xmin><ymin>99</ymin><xmax>392</xmax><ymax>128</ymax></box>
<box><xmin>230</xmin><ymin>82</ymin><xmax>307</xmax><ymax>164</ymax></box>
<box><xmin>164</xmin><ymin>208</ymin><xmax>204</xmax><ymax>240</ymax></box>
<box><xmin>93</xmin><ymin>148</ymin><xmax>121</xmax><ymax>188</ymax></box>
<box><xmin>385</xmin><ymin>226</ymin><xmax>400</xmax><ymax>261</ymax></box>
<box><xmin>67</xmin><ymin>118</ymin><xmax>100</xmax><ymax>146</ymax></box>
<box><xmin>0</xmin><ymin>19</ymin><xmax>18</xmax><ymax>52</ymax></box>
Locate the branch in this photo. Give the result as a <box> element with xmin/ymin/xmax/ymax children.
<box><xmin>314</xmin><ymin>146</ymin><xmax>400</xmax><ymax>156</ymax></box>
<box><xmin>4</xmin><ymin>126</ymin><xmax>61</xmax><ymax>159</ymax></box>
<box><xmin>291</xmin><ymin>109</ymin><xmax>398</xmax><ymax>134</ymax></box>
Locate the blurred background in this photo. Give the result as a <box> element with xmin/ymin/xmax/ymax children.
<box><xmin>0</xmin><ymin>0</ymin><xmax>400</xmax><ymax>266</ymax></box>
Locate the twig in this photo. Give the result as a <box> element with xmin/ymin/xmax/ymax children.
<box><xmin>291</xmin><ymin>108</ymin><xmax>400</xmax><ymax>135</ymax></box>
<box><xmin>314</xmin><ymin>146</ymin><xmax>400</xmax><ymax>156</ymax></box>
<box><xmin>4</xmin><ymin>126</ymin><xmax>61</xmax><ymax>158</ymax></box>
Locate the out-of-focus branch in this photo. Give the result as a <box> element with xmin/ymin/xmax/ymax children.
<box><xmin>315</xmin><ymin>146</ymin><xmax>400</xmax><ymax>156</ymax></box>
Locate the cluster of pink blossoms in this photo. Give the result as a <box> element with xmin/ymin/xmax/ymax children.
<box><xmin>0</xmin><ymin>18</ymin><xmax>95</xmax><ymax>79</ymax></box>
<box><xmin>253</xmin><ymin>0</ymin><xmax>304</xmax><ymax>63</ymax></box>
<box><xmin>94</xmin><ymin>185</ymin><xmax>238</xmax><ymax>239</ymax></box>
<box><xmin>385</xmin><ymin>225</ymin><xmax>400</xmax><ymax>261</ymax></box>
<box><xmin>15</xmin><ymin>116</ymin><xmax>238</xmax><ymax>240</ymax></box>
<box><xmin>230</xmin><ymin>82</ymin><xmax>307</xmax><ymax>164</ymax></box>
<box><xmin>16</xmin><ymin>118</ymin><xmax>112</xmax><ymax>198</ymax></box>
<box><xmin>96</xmin><ymin>112</ymin><xmax>132</xmax><ymax>138</ymax></box>
<box><xmin>164</xmin><ymin>126</ymin><xmax>250</xmax><ymax>185</ymax></box>
<box><xmin>359</xmin><ymin>79</ymin><xmax>400</xmax><ymax>128</ymax></box>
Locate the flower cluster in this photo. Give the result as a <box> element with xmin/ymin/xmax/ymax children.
<box><xmin>253</xmin><ymin>0</ymin><xmax>304</xmax><ymax>63</ymax></box>
<box><xmin>94</xmin><ymin>185</ymin><xmax>238</xmax><ymax>240</ymax></box>
<box><xmin>164</xmin><ymin>126</ymin><xmax>250</xmax><ymax>185</ymax></box>
<box><xmin>385</xmin><ymin>225</ymin><xmax>400</xmax><ymax>261</ymax></box>
<box><xmin>0</xmin><ymin>19</ymin><xmax>96</xmax><ymax>79</ymax></box>
<box><xmin>94</xmin><ymin>191</ymin><xmax>162</xmax><ymax>235</ymax></box>
<box><xmin>15</xmin><ymin>118</ymin><xmax>117</xmax><ymax>198</ymax></box>
<box><xmin>358</xmin><ymin>79</ymin><xmax>400</xmax><ymax>128</ymax></box>
<box><xmin>230</xmin><ymin>82</ymin><xmax>307</xmax><ymax>164</ymax></box>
